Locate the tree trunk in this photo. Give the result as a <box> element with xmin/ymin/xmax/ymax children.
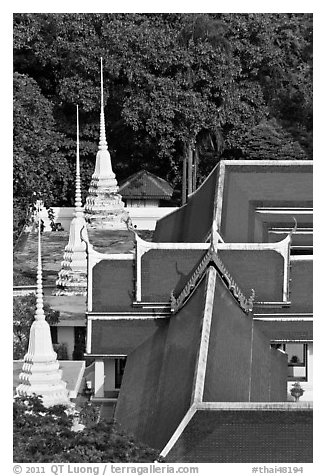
<box><xmin>187</xmin><ymin>143</ymin><xmax>193</xmax><ymax>197</ymax></box>
<box><xmin>193</xmin><ymin>146</ymin><xmax>198</xmax><ymax>192</ymax></box>
<box><xmin>182</xmin><ymin>152</ymin><xmax>187</xmax><ymax>205</ymax></box>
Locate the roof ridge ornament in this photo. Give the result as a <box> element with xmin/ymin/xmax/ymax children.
<box><xmin>289</xmin><ymin>217</ymin><xmax>298</xmax><ymax>238</ymax></box>
<box><xmin>170</xmin><ymin>245</ymin><xmax>255</xmax><ymax>314</ymax></box>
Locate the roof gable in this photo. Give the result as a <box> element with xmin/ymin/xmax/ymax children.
<box><xmin>119</xmin><ymin>170</ymin><xmax>173</xmax><ymax>200</ymax></box>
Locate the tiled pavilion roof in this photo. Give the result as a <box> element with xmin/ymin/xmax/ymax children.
<box><xmin>119</xmin><ymin>170</ymin><xmax>173</xmax><ymax>200</ymax></box>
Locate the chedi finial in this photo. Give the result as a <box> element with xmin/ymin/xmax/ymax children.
<box><xmin>35</xmin><ymin>213</ymin><xmax>45</xmax><ymax>320</ymax></box>
<box><xmin>99</xmin><ymin>57</ymin><xmax>108</xmax><ymax>152</ymax></box>
<box><xmin>75</xmin><ymin>105</ymin><xmax>83</xmax><ymax>216</ymax></box>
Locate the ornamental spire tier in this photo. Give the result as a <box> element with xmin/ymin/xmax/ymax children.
<box><xmin>84</xmin><ymin>57</ymin><xmax>129</xmax><ymax>229</ymax></box>
<box><xmin>16</xmin><ymin>217</ymin><xmax>70</xmax><ymax>407</ymax></box>
<box><xmin>56</xmin><ymin>106</ymin><xmax>88</xmax><ymax>295</ymax></box>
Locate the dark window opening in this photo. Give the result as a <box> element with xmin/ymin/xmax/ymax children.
<box><xmin>73</xmin><ymin>327</ymin><xmax>86</xmax><ymax>360</ymax></box>
<box><xmin>50</xmin><ymin>326</ymin><xmax>58</xmax><ymax>344</ymax></box>
<box><xmin>290</xmin><ymin>246</ymin><xmax>313</xmax><ymax>256</ymax></box>
<box><xmin>115</xmin><ymin>358</ymin><xmax>127</xmax><ymax>389</ymax></box>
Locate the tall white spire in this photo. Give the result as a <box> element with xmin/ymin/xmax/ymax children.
<box><xmin>84</xmin><ymin>57</ymin><xmax>129</xmax><ymax>229</ymax></box>
<box><xmin>75</xmin><ymin>105</ymin><xmax>83</xmax><ymax>216</ymax></box>
<box><xmin>35</xmin><ymin>215</ymin><xmax>45</xmax><ymax>320</ymax></box>
<box><xmin>16</xmin><ymin>215</ymin><xmax>70</xmax><ymax>407</ymax></box>
<box><xmin>99</xmin><ymin>57</ymin><xmax>108</xmax><ymax>153</ymax></box>
<box><xmin>56</xmin><ymin>106</ymin><xmax>88</xmax><ymax>295</ymax></box>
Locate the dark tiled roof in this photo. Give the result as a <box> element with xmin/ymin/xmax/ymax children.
<box><xmin>153</xmin><ymin>165</ymin><xmax>218</xmax><ymax>242</ymax></box>
<box><xmin>221</xmin><ymin>163</ymin><xmax>312</xmax><ymax>242</ymax></box>
<box><xmin>119</xmin><ymin>170</ymin><xmax>173</xmax><ymax>200</ymax></box>
<box><xmin>253</xmin><ymin>259</ymin><xmax>312</xmax><ymax>315</ymax></box>
<box><xmin>90</xmin><ymin>318</ymin><xmax>169</xmax><ymax>355</ymax></box>
<box><xmin>166</xmin><ymin>409</ymin><xmax>313</xmax><ymax>463</ymax></box>
<box><xmin>255</xmin><ymin>320</ymin><xmax>313</xmax><ymax>341</ymax></box>
<box><xmin>115</xmin><ymin>275</ymin><xmax>209</xmax><ymax>450</ymax></box>
<box><xmin>288</xmin><ymin>260</ymin><xmax>313</xmax><ymax>312</ymax></box>
<box><xmin>218</xmin><ymin>249</ymin><xmax>284</xmax><ymax>303</ymax></box>
<box><xmin>92</xmin><ymin>259</ymin><xmax>135</xmax><ymax>312</ymax></box>
<box><xmin>141</xmin><ymin>249</ymin><xmax>205</xmax><ymax>301</ymax></box>
<box><xmin>153</xmin><ymin>160</ymin><xmax>312</xmax><ymax>243</ymax></box>
<box><xmin>115</xmin><ymin>267</ymin><xmax>288</xmax><ymax>453</ymax></box>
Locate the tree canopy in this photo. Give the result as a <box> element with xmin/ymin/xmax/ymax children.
<box><xmin>13</xmin><ymin>395</ymin><xmax>160</xmax><ymax>463</ymax></box>
<box><xmin>13</xmin><ymin>13</ymin><xmax>313</xmax><ymax>238</ymax></box>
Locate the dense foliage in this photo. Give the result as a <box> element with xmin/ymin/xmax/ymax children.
<box><xmin>13</xmin><ymin>13</ymin><xmax>313</xmax><ymax>238</ymax></box>
<box><xmin>13</xmin><ymin>396</ymin><xmax>160</xmax><ymax>463</ymax></box>
<box><xmin>13</xmin><ymin>294</ymin><xmax>60</xmax><ymax>359</ymax></box>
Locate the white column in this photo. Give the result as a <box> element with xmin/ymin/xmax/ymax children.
<box><xmin>94</xmin><ymin>359</ymin><xmax>105</xmax><ymax>398</ymax></box>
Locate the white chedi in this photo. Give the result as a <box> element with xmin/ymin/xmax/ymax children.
<box><xmin>16</xmin><ymin>220</ymin><xmax>70</xmax><ymax>407</ymax></box>
<box><xmin>56</xmin><ymin>105</ymin><xmax>88</xmax><ymax>294</ymax></box>
<box><xmin>84</xmin><ymin>58</ymin><xmax>129</xmax><ymax>230</ymax></box>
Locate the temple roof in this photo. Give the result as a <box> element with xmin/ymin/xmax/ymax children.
<box><xmin>153</xmin><ymin>160</ymin><xmax>312</xmax><ymax>243</ymax></box>
<box><xmin>119</xmin><ymin>170</ymin><xmax>173</xmax><ymax>200</ymax></box>
<box><xmin>114</xmin><ymin>263</ymin><xmax>289</xmax><ymax>454</ymax></box>
<box><xmin>141</xmin><ymin>248</ymin><xmax>205</xmax><ymax>302</ymax></box>
<box><xmin>164</xmin><ymin>407</ymin><xmax>312</xmax><ymax>463</ymax></box>
<box><xmin>255</xmin><ymin>320</ymin><xmax>312</xmax><ymax>341</ymax></box>
<box><xmin>92</xmin><ymin>259</ymin><xmax>135</xmax><ymax>312</ymax></box>
<box><xmin>90</xmin><ymin>318</ymin><xmax>169</xmax><ymax>355</ymax></box>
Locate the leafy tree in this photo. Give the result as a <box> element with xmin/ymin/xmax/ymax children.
<box><xmin>13</xmin><ymin>71</ymin><xmax>72</xmax><ymax>241</ymax></box>
<box><xmin>13</xmin><ymin>395</ymin><xmax>160</xmax><ymax>463</ymax></box>
<box><xmin>13</xmin><ymin>294</ymin><xmax>60</xmax><ymax>359</ymax></box>
<box><xmin>13</xmin><ymin>13</ymin><xmax>313</xmax><ymax>217</ymax></box>
<box><xmin>240</xmin><ymin>119</ymin><xmax>308</xmax><ymax>161</ymax></box>
<box><xmin>219</xmin><ymin>13</ymin><xmax>313</xmax><ymax>158</ymax></box>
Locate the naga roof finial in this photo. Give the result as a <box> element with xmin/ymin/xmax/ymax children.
<box><xmin>289</xmin><ymin>217</ymin><xmax>298</xmax><ymax>238</ymax></box>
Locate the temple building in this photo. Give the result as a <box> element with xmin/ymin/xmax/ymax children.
<box><xmin>119</xmin><ymin>169</ymin><xmax>174</xmax><ymax>208</ymax></box>
<box><xmin>84</xmin><ymin>159</ymin><xmax>312</xmax><ymax>462</ymax></box>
